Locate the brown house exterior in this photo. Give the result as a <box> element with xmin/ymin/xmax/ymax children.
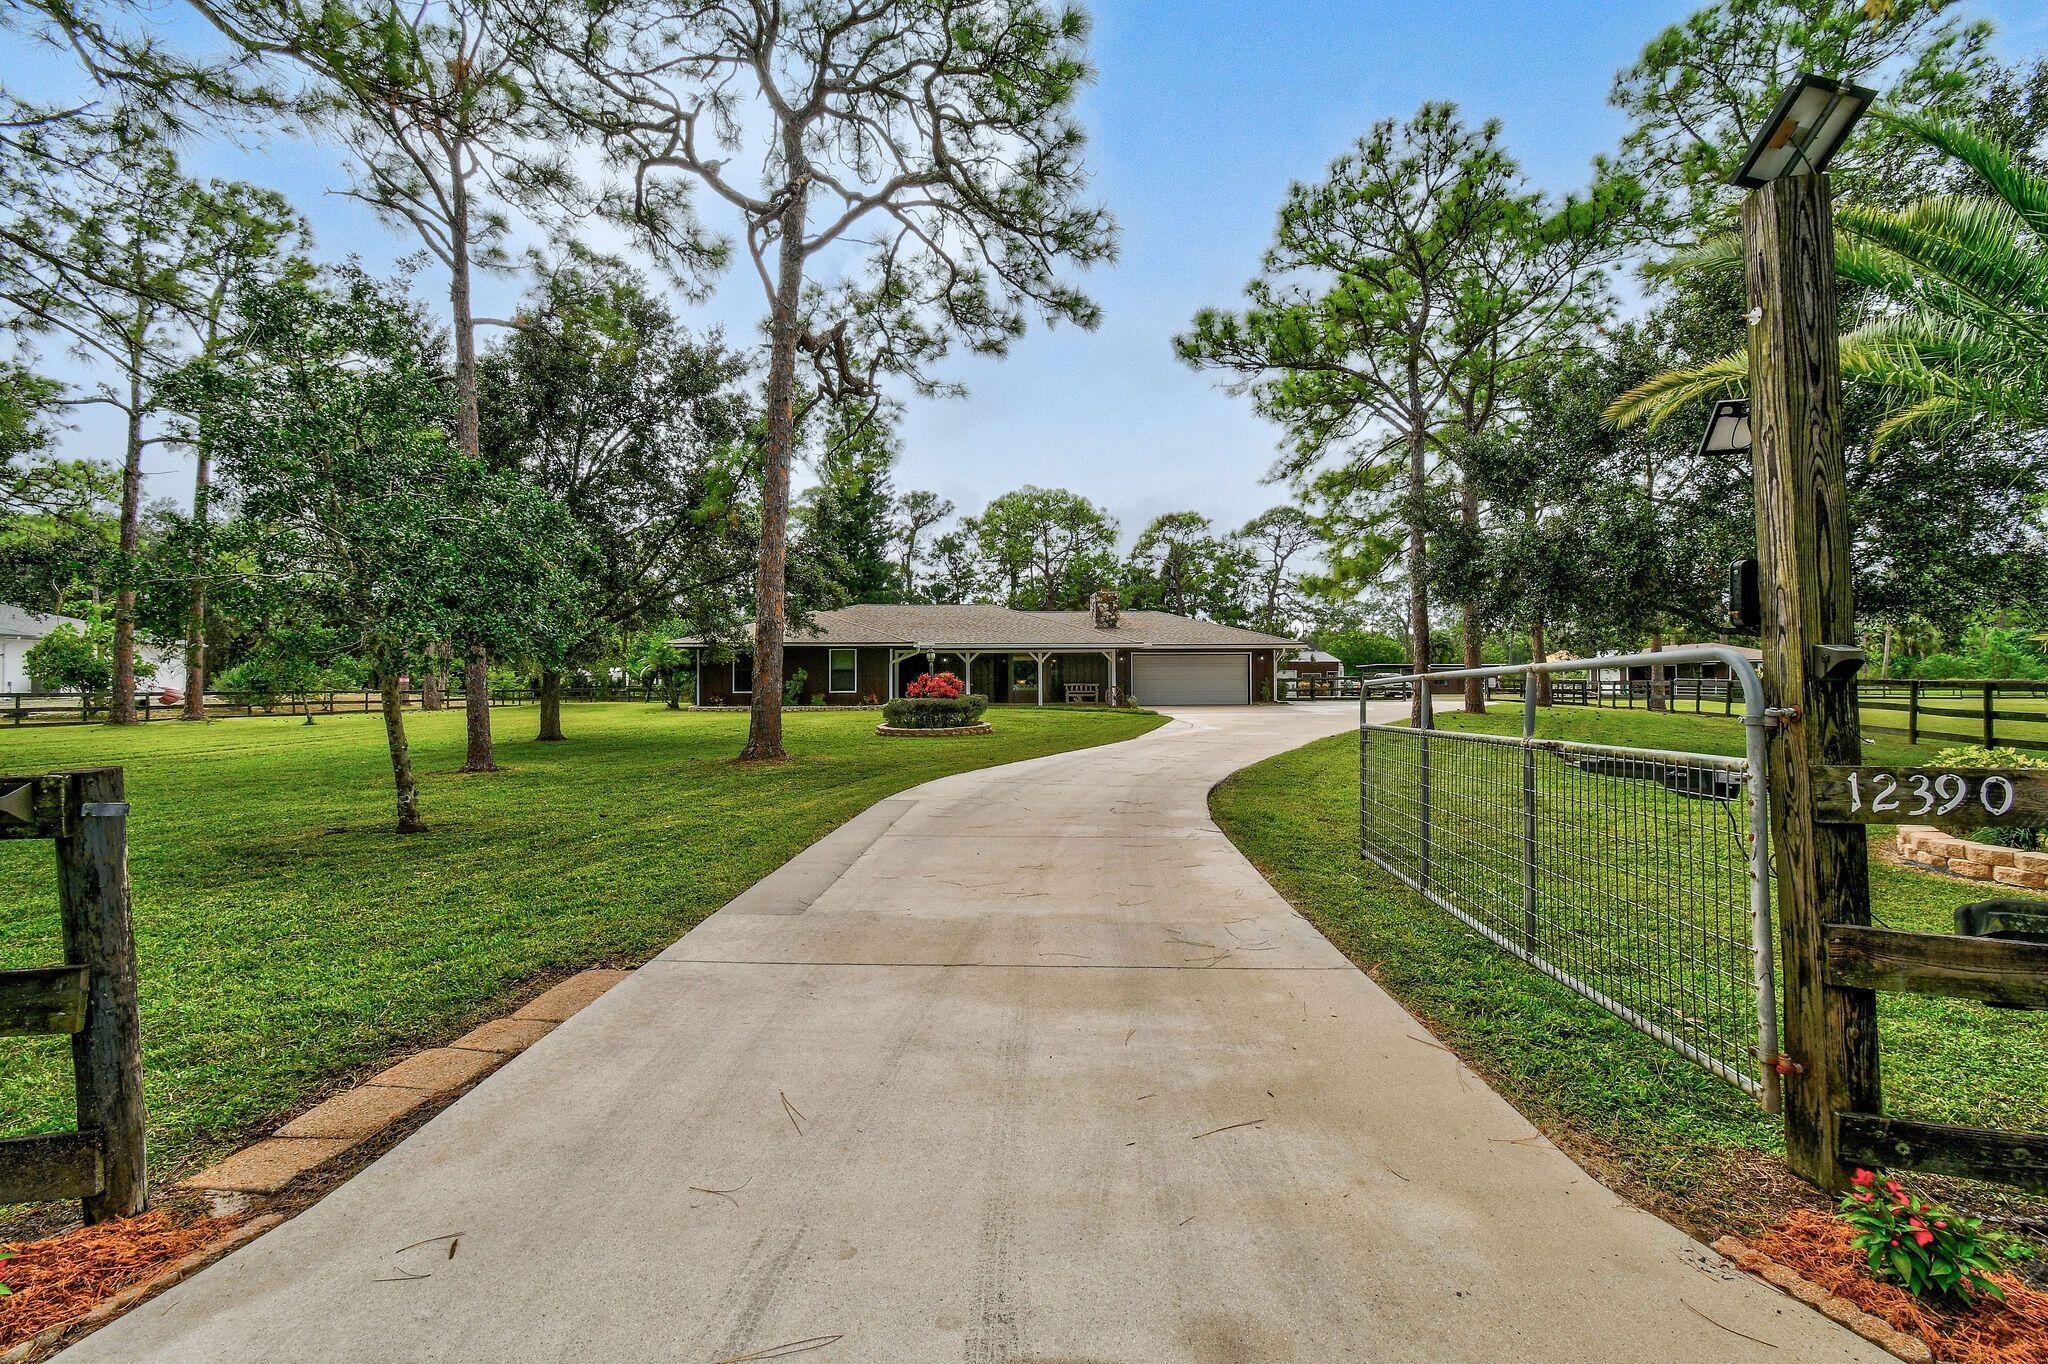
<box><xmin>682</xmin><ymin>597</ymin><xmax>1301</xmax><ymax>708</ymax></box>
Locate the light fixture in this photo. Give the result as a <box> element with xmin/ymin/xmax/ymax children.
<box><xmin>1732</xmin><ymin>73</ymin><xmax>1876</xmax><ymax>187</ymax></box>
<box><xmin>1697</xmin><ymin>397</ymin><xmax>1752</xmax><ymax>459</ymax></box>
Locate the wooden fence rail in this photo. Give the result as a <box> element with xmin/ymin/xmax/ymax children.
<box><xmin>1532</xmin><ymin>674</ymin><xmax>2048</xmax><ymax>752</ymax></box>
<box><xmin>0</xmin><ymin>767</ymin><xmax>146</xmax><ymax>1221</ymax></box>
<box><xmin>1</xmin><ymin>688</ymin><xmax>528</xmax><ymax>728</ymax></box>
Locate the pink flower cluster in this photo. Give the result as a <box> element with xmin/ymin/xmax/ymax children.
<box><xmin>906</xmin><ymin>672</ymin><xmax>964</xmax><ymax>699</ymax></box>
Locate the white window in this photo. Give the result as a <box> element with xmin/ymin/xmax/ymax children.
<box><xmin>829</xmin><ymin>648</ymin><xmax>858</xmax><ymax>693</ymax></box>
<box><xmin>732</xmin><ymin>654</ymin><xmax>754</xmax><ymax>694</ymax></box>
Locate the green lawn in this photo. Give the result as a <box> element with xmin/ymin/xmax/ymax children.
<box><xmin>0</xmin><ymin>702</ymin><xmax>1164</xmax><ymax>1199</ymax></box>
<box><xmin>1214</xmin><ymin>703</ymin><xmax>2048</xmax><ymax>1237</ymax></box>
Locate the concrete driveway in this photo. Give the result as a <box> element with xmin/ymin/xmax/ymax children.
<box><xmin>62</xmin><ymin>704</ymin><xmax>1882</xmax><ymax>1363</ymax></box>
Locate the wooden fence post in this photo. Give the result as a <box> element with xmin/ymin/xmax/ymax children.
<box><xmin>1745</xmin><ymin>172</ymin><xmax>1880</xmax><ymax>1192</ymax></box>
<box><xmin>1983</xmin><ymin>684</ymin><xmax>1995</xmax><ymax>748</ymax></box>
<box><xmin>57</xmin><ymin>767</ymin><xmax>146</xmax><ymax>1221</ymax></box>
<box><xmin>1907</xmin><ymin>680</ymin><xmax>1920</xmax><ymax>746</ymax></box>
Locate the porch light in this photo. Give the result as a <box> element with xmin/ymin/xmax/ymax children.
<box><xmin>1732</xmin><ymin>73</ymin><xmax>1876</xmax><ymax>187</ymax></box>
<box><xmin>1697</xmin><ymin>398</ymin><xmax>1751</xmax><ymax>459</ymax></box>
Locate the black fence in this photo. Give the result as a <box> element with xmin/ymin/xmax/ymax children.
<box><xmin>1857</xmin><ymin>678</ymin><xmax>2048</xmax><ymax>753</ymax></box>
<box><xmin>1</xmin><ymin>688</ymin><xmax>529</xmax><ymax>728</ymax></box>
<box><xmin>1519</xmin><ymin>672</ymin><xmax>2048</xmax><ymax>753</ymax></box>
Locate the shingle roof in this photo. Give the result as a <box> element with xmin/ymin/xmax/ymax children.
<box><xmin>676</xmin><ymin>603</ymin><xmax>1301</xmax><ymax>650</ymax></box>
<box><xmin>0</xmin><ymin>604</ymin><xmax>84</xmax><ymax>638</ymax></box>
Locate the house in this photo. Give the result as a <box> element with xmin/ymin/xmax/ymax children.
<box><xmin>679</xmin><ymin>592</ymin><xmax>1302</xmax><ymax>707</ymax></box>
<box><xmin>1279</xmin><ymin>649</ymin><xmax>1344</xmax><ymax>679</ymax></box>
<box><xmin>1626</xmin><ymin>643</ymin><xmax>1762</xmax><ymax>683</ymax></box>
<box><xmin>0</xmin><ymin>604</ymin><xmax>188</xmax><ymax>695</ymax></box>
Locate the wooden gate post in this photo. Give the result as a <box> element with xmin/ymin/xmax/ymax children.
<box><xmin>57</xmin><ymin>766</ymin><xmax>147</xmax><ymax>1220</ymax></box>
<box><xmin>1745</xmin><ymin>172</ymin><xmax>1880</xmax><ymax>1191</ymax></box>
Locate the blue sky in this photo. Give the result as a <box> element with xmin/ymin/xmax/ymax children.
<box><xmin>18</xmin><ymin>0</ymin><xmax>2048</xmax><ymax>544</ymax></box>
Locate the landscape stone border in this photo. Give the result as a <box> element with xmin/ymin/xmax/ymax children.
<box><xmin>1894</xmin><ymin>824</ymin><xmax>2048</xmax><ymax>889</ymax></box>
<box><xmin>177</xmin><ymin>968</ymin><xmax>632</xmax><ymax>1199</ymax></box>
<box><xmin>1710</xmin><ymin>1236</ymin><xmax>1933</xmax><ymax>1363</ymax></box>
<box><xmin>0</xmin><ymin>969</ymin><xmax>638</xmax><ymax>1360</ymax></box>
<box><xmin>875</xmin><ymin>722</ymin><xmax>993</xmax><ymax>737</ymax></box>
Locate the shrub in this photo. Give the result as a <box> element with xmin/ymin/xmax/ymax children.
<box><xmin>1838</xmin><ymin>1170</ymin><xmax>2030</xmax><ymax>1303</ymax></box>
<box><xmin>905</xmin><ymin>671</ymin><xmax>964</xmax><ymax>699</ymax></box>
<box><xmin>1908</xmin><ymin>626</ymin><xmax>2048</xmax><ymax>681</ymax></box>
<box><xmin>882</xmin><ymin>694</ymin><xmax>988</xmax><ymax>729</ymax></box>
<box><xmin>1930</xmin><ymin>745</ymin><xmax>2048</xmax><ymax>850</ymax></box>
<box><xmin>783</xmin><ymin>667</ymin><xmax>808</xmax><ymax>705</ymax></box>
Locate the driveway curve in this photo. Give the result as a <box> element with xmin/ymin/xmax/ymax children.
<box><xmin>62</xmin><ymin>703</ymin><xmax>1882</xmax><ymax>1363</ymax></box>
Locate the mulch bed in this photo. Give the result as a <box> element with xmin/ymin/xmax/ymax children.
<box><xmin>1753</xmin><ymin>1210</ymin><xmax>2048</xmax><ymax>1364</ymax></box>
<box><xmin>0</xmin><ymin>1210</ymin><xmax>243</xmax><ymax>1350</ymax></box>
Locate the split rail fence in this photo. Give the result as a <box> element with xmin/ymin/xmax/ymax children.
<box><xmin>0</xmin><ymin>767</ymin><xmax>146</xmax><ymax>1222</ymax></box>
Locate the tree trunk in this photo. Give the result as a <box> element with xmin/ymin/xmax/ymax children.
<box><xmin>1531</xmin><ymin>617</ymin><xmax>1552</xmax><ymax>707</ymax></box>
<box><xmin>1404</xmin><ymin>416</ymin><xmax>1431</xmax><ymax>728</ymax></box>
<box><xmin>1647</xmin><ymin>627</ymin><xmax>1667</xmax><ymax>712</ymax></box>
<box><xmin>448</xmin><ymin>151</ymin><xmax>496</xmax><ymax>774</ymax></box>
<box><xmin>380</xmin><ymin>671</ymin><xmax>425</xmax><ymax>834</ymax></box>
<box><xmin>662</xmin><ymin>667</ymin><xmax>681</xmax><ymax>710</ymax></box>
<box><xmin>421</xmin><ymin>647</ymin><xmax>446</xmax><ymax>711</ymax></box>
<box><xmin>1459</xmin><ymin>480</ymin><xmax>1483</xmax><ymax>714</ymax></box>
<box><xmin>109</xmin><ymin>368</ymin><xmax>144</xmax><ymax>725</ymax></box>
<box><xmin>462</xmin><ymin>640</ymin><xmax>496</xmax><ymax>771</ymax></box>
<box><xmin>1880</xmin><ymin>623</ymin><xmax>1894</xmax><ymax>679</ymax></box>
<box><xmin>538</xmin><ymin>668</ymin><xmax>564</xmax><ymax>741</ymax></box>
<box><xmin>181</xmin><ymin>437</ymin><xmax>211</xmax><ymax>721</ymax></box>
<box><xmin>739</xmin><ymin>171</ymin><xmax>811</xmax><ymax>762</ymax></box>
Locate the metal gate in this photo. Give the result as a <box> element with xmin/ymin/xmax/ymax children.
<box><xmin>1360</xmin><ymin>648</ymin><xmax>1780</xmax><ymax>1110</ymax></box>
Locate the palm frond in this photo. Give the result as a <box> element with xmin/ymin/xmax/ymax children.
<box><xmin>1642</xmin><ymin>232</ymin><xmax>1743</xmax><ymax>283</ymax></box>
<box><xmin>1875</xmin><ymin>109</ymin><xmax>2048</xmax><ymax>239</ymax></box>
<box><xmin>1836</xmin><ymin>199</ymin><xmax>2048</xmax><ymax>343</ymax></box>
<box><xmin>1604</xmin><ymin>351</ymin><xmax>1746</xmax><ymax>430</ymax></box>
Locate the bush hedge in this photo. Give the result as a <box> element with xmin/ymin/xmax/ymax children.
<box><xmin>881</xmin><ymin>695</ymin><xmax>989</xmax><ymax>729</ymax></box>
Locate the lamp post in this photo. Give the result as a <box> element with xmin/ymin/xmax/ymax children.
<box><xmin>1731</xmin><ymin>71</ymin><xmax>1877</xmax><ymax>1191</ymax></box>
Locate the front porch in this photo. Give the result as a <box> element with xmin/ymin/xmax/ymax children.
<box><xmin>889</xmin><ymin>649</ymin><xmax>1129</xmax><ymax>706</ymax></box>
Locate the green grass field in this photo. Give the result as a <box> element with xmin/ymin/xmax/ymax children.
<box><xmin>1214</xmin><ymin>703</ymin><xmax>2048</xmax><ymax>1237</ymax></box>
<box><xmin>0</xmin><ymin>702</ymin><xmax>1165</xmax><ymax>1195</ymax></box>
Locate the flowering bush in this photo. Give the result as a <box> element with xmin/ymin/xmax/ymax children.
<box><xmin>1838</xmin><ymin>1170</ymin><xmax>2030</xmax><ymax>1302</ymax></box>
<box><xmin>906</xmin><ymin>671</ymin><xmax>964</xmax><ymax>699</ymax></box>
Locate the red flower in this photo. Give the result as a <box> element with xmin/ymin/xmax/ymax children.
<box><xmin>1913</xmin><ymin>1229</ymin><xmax>1936</xmax><ymax>1248</ymax></box>
<box><xmin>1851</xmin><ymin>1169</ymin><xmax>1878</xmax><ymax>1187</ymax></box>
<box><xmin>1853</xmin><ymin>1191</ymin><xmax>1875</xmax><ymax>1203</ymax></box>
<box><xmin>905</xmin><ymin>671</ymin><xmax>965</xmax><ymax>700</ymax></box>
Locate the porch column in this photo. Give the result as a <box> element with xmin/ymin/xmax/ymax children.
<box><xmin>961</xmin><ymin>651</ymin><xmax>980</xmax><ymax>696</ymax></box>
<box><xmin>1104</xmin><ymin>650</ymin><xmax>1118</xmax><ymax>706</ymax></box>
<box><xmin>692</xmin><ymin>648</ymin><xmax>703</xmax><ymax>707</ymax></box>
<box><xmin>1033</xmin><ymin>652</ymin><xmax>1046</xmax><ymax>706</ymax></box>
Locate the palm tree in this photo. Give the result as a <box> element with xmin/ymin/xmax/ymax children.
<box><xmin>1608</xmin><ymin>112</ymin><xmax>2048</xmax><ymax>446</ymax></box>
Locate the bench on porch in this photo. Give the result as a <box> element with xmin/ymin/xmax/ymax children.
<box><xmin>1063</xmin><ymin>682</ymin><xmax>1101</xmax><ymax>704</ymax></box>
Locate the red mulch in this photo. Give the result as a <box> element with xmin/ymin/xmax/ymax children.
<box><xmin>0</xmin><ymin>1210</ymin><xmax>242</xmax><ymax>1349</ymax></box>
<box><xmin>1753</xmin><ymin>1210</ymin><xmax>2048</xmax><ymax>1364</ymax></box>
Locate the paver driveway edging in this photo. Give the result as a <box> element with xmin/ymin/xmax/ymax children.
<box><xmin>56</xmin><ymin>703</ymin><xmax>1885</xmax><ymax>1363</ymax></box>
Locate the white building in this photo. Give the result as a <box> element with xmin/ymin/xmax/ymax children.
<box><xmin>0</xmin><ymin>604</ymin><xmax>189</xmax><ymax>695</ymax></box>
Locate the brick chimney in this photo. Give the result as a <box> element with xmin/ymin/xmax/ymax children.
<box><xmin>1090</xmin><ymin>588</ymin><xmax>1120</xmax><ymax>630</ymax></box>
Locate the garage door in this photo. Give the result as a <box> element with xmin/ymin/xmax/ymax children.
<box><xmin>1132</xmin><ymin>652</ymin><xmax>1250</xmax><ymax>706</ymax></box>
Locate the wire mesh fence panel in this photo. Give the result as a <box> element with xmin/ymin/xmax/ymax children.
<box><xmin>1362</xmin><ymin>721</ymin><xmax>1769</xmax><ymax>1099</ymax></box>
